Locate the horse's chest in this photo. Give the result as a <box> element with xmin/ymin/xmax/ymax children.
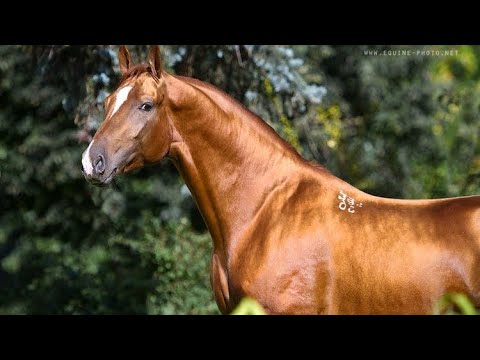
<box><xmin>210</xmin><ymin>252</ymin><xmax>233</xmax><ymax>314</ymax></box>
<box><xmin>221</xmin><ymin>243</ymin><xmax>333</xmax><ymax>314</ymax></box>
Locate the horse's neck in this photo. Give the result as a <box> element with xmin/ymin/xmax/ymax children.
<box><xmin>165</xmin><ymin>74</ymin><xmax>307</xmax><ymax>258</ymax></box>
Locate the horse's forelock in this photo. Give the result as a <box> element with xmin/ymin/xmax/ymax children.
<box><xmin>119</xmin><ymin>64</ymin><xmax>159</xmax><ymax>85</ymax></box>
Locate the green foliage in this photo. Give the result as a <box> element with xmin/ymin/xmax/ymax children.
<box><xmin>296</xmin><ymin>45</ymin><xmax>480</xmax><ymax>200</ymax></box>
<box><xmin>433</xmin><ymin>293</ymin><xmax>479</xmax><ymax>315</ymax></box>
<box><xmin>231</xmin><ymin>298</ymin><xmax>267</xmax><ymax>315</ymax></box>
<box><xmin>1</xmin><ymin>45</ymin><xmax>480</xmax><ymax>314</ymax></box>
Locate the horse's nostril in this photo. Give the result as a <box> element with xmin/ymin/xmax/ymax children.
<box><xmin>94</xmin><ymin>154</ymin><xmax>106</xmax><ymax>175</ymax></box>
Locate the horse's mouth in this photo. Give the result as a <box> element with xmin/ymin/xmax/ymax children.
<box><xmin>121</xmin><ymin>153</ymin><xmax>142</xmax><ymax>174</ymax></box>
<box><xmin>83</xmin><ymin>168</ymin><xmax>117</xmax><ymax>188</ymax></box>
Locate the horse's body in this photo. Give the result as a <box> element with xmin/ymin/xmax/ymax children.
<box><xmin>82</xmin><ymin>46</ymin><xmax>480</xmax><ymax>314</ymax></box>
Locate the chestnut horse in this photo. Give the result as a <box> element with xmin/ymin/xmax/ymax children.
<box><xmin>82</xmin><ymin>45</ymin><xmax>480</xmax><ymax>314</ymax></box>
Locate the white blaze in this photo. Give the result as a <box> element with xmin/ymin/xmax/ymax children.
<box><xmin>82</xmin><ymin>140</ymin><xmax>94</xmax><ymax>176</ymax></box>
<box><xmin>82</xmin><ymin>86</ymin><xmax>132</xmax><ymax>176</ymax></box>
<box><xmin>110</xmin><ymin>85</ymin><xmax>132</xmax><ymax>118</ymax></box>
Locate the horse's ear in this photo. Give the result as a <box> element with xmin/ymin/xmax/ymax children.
<box><xmin>148</xmin><ymin>45</ymin><xmax>163</xmax><ymax>78</ymax></box>
<box><xmin>118</xmin><ymin>45</ymin><xmax>132</xmax><ymax>75</ymax></box>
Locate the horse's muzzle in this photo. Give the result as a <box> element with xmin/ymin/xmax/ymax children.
<box><xmin>82</xmin><ymin>166</ymin><xmax>117</xmax><ymax>187</ymax></box>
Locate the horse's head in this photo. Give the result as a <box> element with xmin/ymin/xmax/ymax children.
<box><xmin>82</xmin><ymin>45</ymin><xmax>172</xmax><ymax>186</ymax></box>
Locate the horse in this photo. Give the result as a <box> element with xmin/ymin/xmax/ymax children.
<box><xmin>81</xmin><ymin>45</ymin><xmax>480</xmax><ymax>314</ymax></box>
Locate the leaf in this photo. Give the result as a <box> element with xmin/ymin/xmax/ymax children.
<box><xmin>231</xmin><ymin>297</ymin><xmax>267</xmax><ymax>315</ymax></box>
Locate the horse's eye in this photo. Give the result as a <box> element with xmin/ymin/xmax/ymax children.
<box><xmin>139</xmin><ymin>102</ymin><xmax>154</xmax><ymax>112</ymax></box>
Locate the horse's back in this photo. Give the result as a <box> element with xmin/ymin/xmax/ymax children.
<box><xmin>329</xmin><ymin>191</ymin><xmax>480</xmax><ymax>313</ymax></box>
<box><xmin>295</xmin><ymin>170</ymin><xmax>480</xmax><ymax>313</ymax></box>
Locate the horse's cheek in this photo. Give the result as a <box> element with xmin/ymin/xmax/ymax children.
<box><xmin>131</xmin><ymin>120</ymin><xmax>148</xmax><ymax>140</ymax></box>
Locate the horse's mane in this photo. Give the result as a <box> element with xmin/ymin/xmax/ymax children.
<box><xmin>178</xmin><ymin>77</ymin><xmax>331</xmax><ymax>175</ymax></box>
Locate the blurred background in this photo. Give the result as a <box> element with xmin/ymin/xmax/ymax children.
<box><xmin>1</xmin><ymin>45</ymin><xmax>480</xmax><ymax>314</ymax></box>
